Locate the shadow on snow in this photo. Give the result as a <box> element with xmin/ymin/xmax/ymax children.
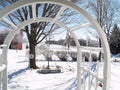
<box><xmin>8</xmin><ymin>67</ymin><xmax>29</xmax><ymax>83</ymax></box>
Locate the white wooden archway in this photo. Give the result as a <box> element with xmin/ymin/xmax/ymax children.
<box><xmin>0</xmin><ymin>0</ymin><xmax>111</xmax><ymax>90</ymax></box>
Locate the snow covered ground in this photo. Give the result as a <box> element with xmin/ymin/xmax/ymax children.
<box><xmin>6</xmin><ymin>49</ymin><xmax>120</xmax><ymax>90</ymax></box>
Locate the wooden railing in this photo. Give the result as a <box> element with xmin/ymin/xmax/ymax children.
<box><xmin>80</xmin><ymin>47</ymin><xmax>104</xmax><ymax>90</ymax></box>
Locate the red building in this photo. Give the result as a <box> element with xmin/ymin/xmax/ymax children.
<box><xmin>0</xmin><ymin>31</ymin><xmax>23</xmax><ymax>50</ymax></box>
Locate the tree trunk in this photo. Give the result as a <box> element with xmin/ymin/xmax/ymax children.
<box><xmin>29</xmin><ymin>28</ymin><xmax>39</xmax><ymax>69</ymax></box>
<box><xmin>29</xmin><ymin>43</ymin><xmax>38</xmax><ymax>69</ymax></box>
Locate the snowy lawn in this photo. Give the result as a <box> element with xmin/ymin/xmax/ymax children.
<box><xmin>7</xmin><ymin>50</ymin><xmax>120</xmax><ymax>90</ymax></box>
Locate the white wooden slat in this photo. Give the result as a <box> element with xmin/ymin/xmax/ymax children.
<box><xmin>53</xmin><ymin>6</ymin><xmax>67</xmax><ymax>22</ymax></box>
<box><xmin>88</xmin><ymin>49</ymin><xmax>92</xmax><ymax>90</ymax></box>
<box><xmin>70</xmin><ymin>23</ymin><xmax>91</xmax><ymax>31</ymax></box>
<box><xmin>0</xmin><ymin>54</ymin><xmax>2</xmax><ymax>66</ymax></box>
<box><xmin>83</xmin><ymin>57</ymin><xmax>86</xmax><ymax>90</ymax></box>
<box><xmin>0</xmin><ymin>44</ymin><xmax>7</xmax><ymax>48</ymax></box>
<box><xmin>2</xmin><ymin>18</ymin><xmax>17</xmax><ymax>29</ymax></box>
<box><xmin>81</xmin><ymin>67</ymin><xmax>103</xmax><ymax>83</ymax></box>
<box><xmin>32</xmin><ymin>3</ymin><xmax>36</xmax><ymax>20</ymax></box>
<box><xmin>95</xmin><ymin>61</ymin><xmax>100</xmax><ymax>90</ymax></box>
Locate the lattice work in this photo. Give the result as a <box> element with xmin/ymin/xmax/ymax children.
<box><xmin>81</xmin><ymin>47</ymin><xmax>104</xmax><ymax>90</ymax></box>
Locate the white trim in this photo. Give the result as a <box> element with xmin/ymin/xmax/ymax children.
<box><xmin>0</xmin><ymin>44</ymin><xmax>7</xmax><ymax>48</ymax></box>
<box><xmin>32</xmin><ymin>3</ymin><xmax>37</xmax><ymax>20</ymax></box>
<box><xmin>70</xmin><ymin>22</ymin><xmax>91</xmax><ymax>31</ymax></box>
<box><xmin>2</xmin><ymin>18</ymin><xmax>17</xmax><ymax>29</ymax></box>
<box><xmin>53</xmin><ymin>6</ymin><xmax>67</xmax><ymax>22</ymax></box>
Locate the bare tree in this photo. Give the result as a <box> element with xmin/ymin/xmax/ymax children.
<box><xmin>86</xmin><ymin>0</ymin><xmax>120</xmax><ymax>60</ymax></box>
<box><xmin>0</xmin><ymin>0</ymin><xmax>83</xmax><ymax>69</ymax></box>
<box><xmin>88</xmin><ymin>0</ymin><xmax>120</xmax><ymax>41</ymax></box>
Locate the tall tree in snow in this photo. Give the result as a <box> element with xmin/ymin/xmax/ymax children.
<box><xmin>109</xmin><ymin>24</ymin><xmax>120</xmax><ymax>54</ymax></box>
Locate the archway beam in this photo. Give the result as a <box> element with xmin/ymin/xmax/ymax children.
<box><xmin>2</xmin><ymin>18</ymin><xmax>17</xmax><ymax>29</ymax></box>
<box><xmin>53</xmin><ymin>6</ymin><xmax>67</xmax><ymax>22</ymax></box>
<box><xmin>0</xmin><ymin>45</ymin><xmax>7</xmax><ymax>48</ymax></box>
<box><xmin>70</xmin><ymin>22</ymin><xmax>91</xmax><ymax>31</ymax></box>
<box><xmin>32</xmin><ymin>3</ymin><xmax>36</xmax><ymax>20</ymax></box>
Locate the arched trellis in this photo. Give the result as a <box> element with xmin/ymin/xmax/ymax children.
<box><xmin>0</xmin><ymin>0</ymin><xmax>111</xmax><ymax>90</ymax></box>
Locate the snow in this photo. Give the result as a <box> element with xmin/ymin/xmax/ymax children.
<box><xmin>51</xmin><ymin>54</ymin><xmax>60</xmax><ymax>61</ymax></box>
<box><xmin>65</xmin><ymin>53</ymin><xmax>73</xmax><ymax>61</ymax></box>
<box><xmin>4</xmin><ymin>48</ymin><xmax>120</xmax><ymax>90</ymax></box>
<box><xmin>36</xmin><ymin>54</ymin><xmax>46</xmax><ymax>61</ymax></box>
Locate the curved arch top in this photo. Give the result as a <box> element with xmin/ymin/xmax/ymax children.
<box><xmin>0</xmin><ymin>0</ymin><xmax>111</xmax><ymax>90</ymax></box>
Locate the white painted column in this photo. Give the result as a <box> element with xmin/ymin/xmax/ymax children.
<box><xmin>2</xmin><ymin>46</ymin><xmax>8</xmax><ymax>90</ymax></box>
<box><xmin>69</xmin><ymin>30</ymin><xmax>82</xmax><ymax>90</ymax></box>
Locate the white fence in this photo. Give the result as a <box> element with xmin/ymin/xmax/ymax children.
<box><xmin>80</xmin><ymin>47</ymin><xmax>104</xmax><ymax>90</ymax></box>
